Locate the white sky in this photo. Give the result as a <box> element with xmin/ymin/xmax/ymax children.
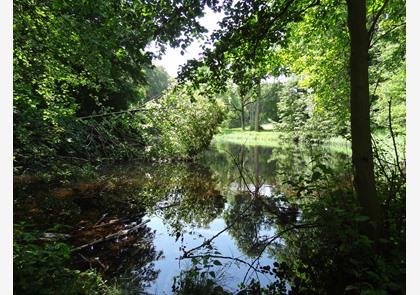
<box><xmin>152</xmin><ymin>7</ymin><xmax>287</xmax><ymax>83</ymax></box>
<box><xmin>154</xmin><ymin>8</ymin><xmax>224</xmax><ymax>78</ymax></box>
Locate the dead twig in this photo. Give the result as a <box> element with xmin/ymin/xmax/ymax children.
<box><xmin>93</xmin><ymin>213</ymin><xmax>109</xmax><ymax>227</ymax></box>
<box><xmin>77</xmin><ymin>94</ymin><xmax>163</xmax><ymax>120</ymax></box>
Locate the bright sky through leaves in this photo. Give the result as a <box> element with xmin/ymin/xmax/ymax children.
<box><xmin>154</xmin><ymin>8</ymin><xmax>223</xmax><ymax>78</ymax></box>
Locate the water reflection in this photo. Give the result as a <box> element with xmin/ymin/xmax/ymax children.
<box><xmin>14</xmin><ymin>179</ymin><xmax>162</xmax><ymax>293</ymax></box>
<box><xmin>14</xmin><ymin>141</ymin><xmax>355</xmax><ymax>294</ymax></box>
<box><xmin>134</xmin><ymin>142</ymin><xmax>351</xmax><ymax>293</ymax></box>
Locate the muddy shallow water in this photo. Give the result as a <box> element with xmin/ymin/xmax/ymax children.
<box><xmin>14</xmin><ymin>142</ymin><xmax>351</xmax><ymax>294</ymax></box>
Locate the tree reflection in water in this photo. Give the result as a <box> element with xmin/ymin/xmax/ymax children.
<box><xmin>14</xmin><ymin>177</ymin><xmax>163</xmax><ymax>293</ymax></box>
<box><xmin>15</xmin><ymin>141</ymin><xmax>404</xmax><ymax>294</ymax></box>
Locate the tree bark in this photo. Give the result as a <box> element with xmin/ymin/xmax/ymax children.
<box><xmin>254</xmin><ymin>81</ymin><xmax>261</xmax><ymax>132</ymax></box>
<box><xmin>254</xmin><ymin>145</ymin><xmax>261</xmax><ymax>190</ymax></box>
<box><xmin>249</xmin><ymin>103</ymin><xmax>254</xmax><ymax>131</ymax></box>
<box><xmin>240</xmin><ymin>101</ymin><xmax>245</xmax><ymax>131</ymax></box>
<box><xmin>346</xmin><ymin>0</ymin><xmax>382</xmax><ymax>239</ymax></box>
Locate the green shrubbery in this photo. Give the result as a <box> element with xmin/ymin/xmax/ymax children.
<box><xmin>14</xmin><ymin>87</ymin><xmax>225</xmax><ymax>180</ymax></box>
<box><xmin>14</xmin><ymin>223</ymin><xmax>122</xmax><ymax>295</ymax></box>
<box><xmin>172</xmin><ymin>268</ymin><xmax>230</xmax><ymax>295</ymax></box>
<box><xmin>268</xmin><ymin>148</ymin><xmax>406</xmax><ymax>294</ymax></box>
<box><xmin>13</xmin><ymin>0</ymin><xmax>224</xmax><ymax>180</ymax></box>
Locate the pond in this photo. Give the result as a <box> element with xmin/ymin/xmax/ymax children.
<box><xmin>14</xmin><ymin>141</ymin><xmax>353</xmax><ymax>294</ymax></box>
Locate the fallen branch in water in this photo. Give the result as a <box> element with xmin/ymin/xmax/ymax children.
<box><xmin>93</xmin><ymin>213</ymin><xmax>109</xmax><ymax>226</ymax></box>
<box><xmin>71</xmin><ymin>219</ymin><xmax>150</xmax><ymax>253</ymax></box>
<box><xmin>78</xmin><ymin>253</ymin><xmax>109</xmax><ymax>271</ymax></box>
<box><xmin>76</xmin><ymin>95</ymin><xmax>162</xmax><ymax>120</ymax></box>
<box><xmin>86</xmin><ymin>214</ymin><xmax>143</xmax><ymax>230</ymax></box>
<box><xmin>40</xmin><ymin>232</ymin><xmax>72</xmax><ymax>241</ymax></box>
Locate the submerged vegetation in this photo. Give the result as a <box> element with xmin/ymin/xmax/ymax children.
<box><xmin>13</xmin><ymin>0</ymin><xmax>405</xmax><ymax>294</ymax></box>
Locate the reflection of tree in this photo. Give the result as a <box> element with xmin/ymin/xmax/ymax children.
<box><xmin>72</xmin><ymin>221</ymin><xmax>161</xmax><ymax>294</ymax></box>
<box><xmin>172</xmin><ymin>267</ymin><xmax>231</xmax><ymax>295</ymax></box>
<box><xmin>146</xmin><ymin>164</ymin><xmax>226</xmax><ymax>233</ymax></box>
<box><xmin>223</xmin><ymin>192</ymin><xmax>300</xmax><ymax>260</ymax></box>
<box><xmin>223</xmin><ymin>193</ymin><xmax>266</xmax><ymax>257</ymax></box>
<box><xmin>253</xmin><ymin>145</ymin><xmax>261</xmax><ymax>188</ymax></box>
<box><xmin>211</xmin><ymin>143</ymin><xmax>358</xmax><ymax>293</ymax></box>
<box><xmin>14</xmin><ymin>178</ymin><xmax>162</xmax><ymax>294</ymax></box>
<box><xmin>101</xmin><ymin>161</ymin><xmax>228</xmax><ymax>235</ymax></box>
<box><xmin>204</xmin><ymin>143</ymin><xmax>278</xmax><ymax>195</ymax></box>
<box><xmin>271</xmin><ymin>144</ymin><xmax>352</xmax><ymax>197</ymax></box>
<box><xmin>264</xmin><ymin>192</ymin><xmax>386</xmax><ymax>294</ymax></box>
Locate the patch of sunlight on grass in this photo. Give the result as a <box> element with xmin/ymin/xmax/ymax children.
<box><xmin>260</xmin><ymin>123</ymin><xmax>275</xmax><ymax>130</ymax></box>
<box><xmin>212</xmin><ymin>128</ymin><xmax>352</xmax><ymax>153</ymax></box>
<box><xmin>212</xmin><ymin>128</ymin><xmax>284</xmax><ymax>147</ymax></box>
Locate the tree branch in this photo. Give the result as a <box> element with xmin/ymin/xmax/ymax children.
<box><xmin>243</xmin><ymin>222</ymin><xmax>319</xmax><ymax>283</ymax></box>
<box><xmin>182</xmin><ymin>254</ymin><xmax>260</xmax><ymax>272</ymax></box>
<box><xmin>71</xmin><ymin>219</ymin><xmax>150</xmax><ymax>253</ymax></box>
<box><xmin>370</xmin><ymin>22</ymin><xmax>405</xmax><ymax>48</ymax></box>
<box><xmin>368</xmin><ymin>0</ymin><xmax>390</xmax><ymax>46</ymax></box>
<box><xmin>387</xmin><ymin>99</ymin><xmax>405</xmax><ymax>180</ymax></box>
<box><xmin>77</xmin><ymin>94</ymin><xmax>163</xmax><ymax>120</ymax></box>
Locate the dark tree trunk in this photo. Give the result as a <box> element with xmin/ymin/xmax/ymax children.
<box><xmin>346</xmin><ymin>0</ymin><xmax>382</xmax><ymax>239</ymax></box>
<box><xmin>254</xmin><ymin>81</ymin><xmax>261</xmax><ymax>132</ymax></box>
<box><xmin>254</xmin><ymin>145</ymin><xmax>261</xmax><ymax>189</ymax></box>
<box><xmin>249</xmin><ymin>103</ymin><xmax>254</xmax><ymax>131</ymax></box>
<box><xmin>240</xmin><ymin>102</ymin><xmax>245</xmax><ymax>131</ymax></box>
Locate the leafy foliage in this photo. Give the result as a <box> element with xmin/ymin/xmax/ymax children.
<box><xmin>219</xmin><ymin>81</ymin><xmax>282</xmax><ymax>130</ymax></box>
<box><xmin>14</xmin><ymin>223</ymin><xmax>122</xmax><ymax>295</ymax></box>
<box><xmin>142</xmin><ymin>87</ymin><xmax>225</xmax><ymax>158</ymax></box>
<box><xmin>13</xmin><ymin>0</ymin><xmax>223</xmax><ymax>178</ymax></box>
<box><xmin>172</xmin><ymin>267</ymin><xmax>230</xmax><ymax>295</ymax></box>
<box><xmin>13</xmin><ymin>0</ymin><xmax>406</xmax><ymax>293</ymax></box>
<box><xmin>143</xmin><ymin>65</ymin><xmax>172</xmax><ymax>101</ymax></box>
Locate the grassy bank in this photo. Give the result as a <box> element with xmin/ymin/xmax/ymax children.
<box><xmin>212</xmin><ymin>128</ymin><xmax>285</xmax><ymax>147</ymax></box>
<box><xmin>212</xmin><ymin>127</ymin><xmax>351</xmax><ymax>152</ymax></box>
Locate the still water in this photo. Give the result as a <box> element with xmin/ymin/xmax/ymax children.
<box><xmin>14</xmin><ymin>141</ymin><xmax>351</xmax><ymax>294</ymax></box>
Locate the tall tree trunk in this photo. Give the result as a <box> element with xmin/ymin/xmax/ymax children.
<box><xmin>346</xmin><ymin>0</ymin><xmax>382</xmax><ymax>239</ymax></box>
<box><xmin>254</xmin><ymin>145</ymin><xmax>261</xmax><ymax>190</ymax></box>
<box><xmin>249</xmin><ymin>103</ymin><xmax>254</xmax><ymax>131</ymax></box>
<box><xmin>254</xmin><ymin>81</ymin><xmax>261</xmax><ymax>132</ymax></box>
<box><xmin>240</xmin><ymin>102</ymin><xmax>245</xmax><ymax>131</ymax></box>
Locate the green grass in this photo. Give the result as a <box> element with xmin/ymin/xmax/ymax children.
<box><xmin>212</xmin><ymin>127</ymin><xmax>405</xmax><ymax>158</ymax></box>
<box><xmin>370</xmin><ymin>130</ymin><xmax>406</xmax><ymax>162</ymax></box>
<box><xmin>260</xmin><ymin>122</ymin><xmax>275</xmax><ymax>130</ymax></box>
<box><xmin>212</xmin><ymin>128</ymin><xmax>352</xmax><ymax>153</ymax></box>
<box><xmin>212</xmin><ymin>128</ymin><xmax>285</xmax><ymax>147</ymax></box>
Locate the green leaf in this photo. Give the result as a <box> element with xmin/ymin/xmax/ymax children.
<box><xmin>353</xmin><ymin>215</ymin><xmax>370</xmax><ymax>222</ymax></box>
<box><xmin>311</xmin><ymin>171</ymin><xmax>322</xmax><ymax>182</ymax></box>
<box><xmin>213</xmin><ymin>260</ymin><xmax>222</xmax><ymax>266</ymax></box>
